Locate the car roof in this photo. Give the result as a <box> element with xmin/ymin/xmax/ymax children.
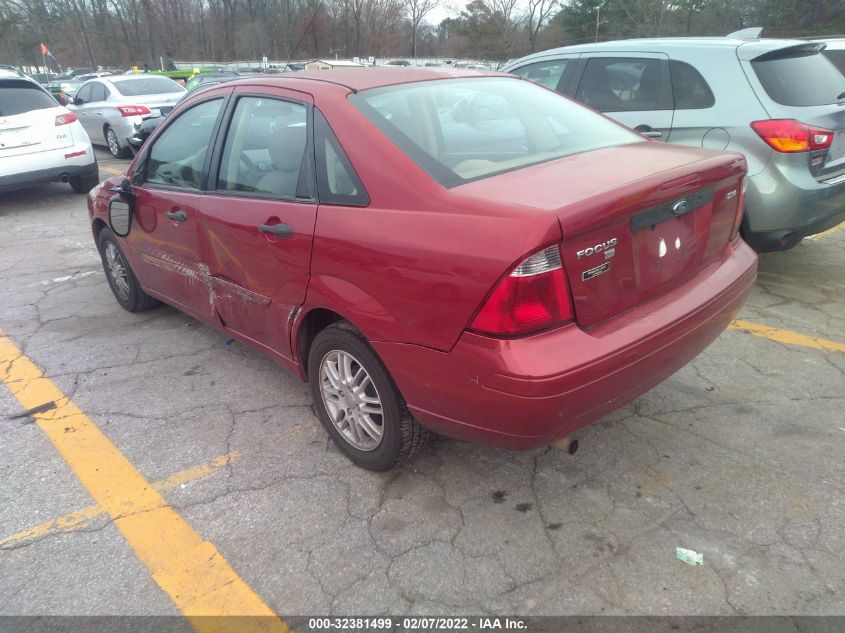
<box><xmin>223</xmin><ymin>67</ymin><xmax>502</xmax><ymax>94</ymax></box>
<box><xmin>507</xmin><ymin>36</ymin><xmax>823</xmax><ymax>66</ymax></box>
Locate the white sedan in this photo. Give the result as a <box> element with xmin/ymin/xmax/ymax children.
<box><xmin>0</xmin><ymin>70</ymin><xmax>98</xmax><ymax>194</ymax></box>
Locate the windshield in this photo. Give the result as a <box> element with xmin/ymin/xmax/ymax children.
<box><xmin>751</xmin><ymin>48</ymin><xmax>845</xmax><ymax>107</ymax></box>
<box><xmin>350</xmin><ymin>77</ymin><xmax>641</xmax><ymax>187</ymax></box>
<box><xmin>112</xmin><ymin>77</ymin><xmax>185</xmax><ymax>97</ymax></box>
<box><xmin>0</xmin><ymin>81</ymin><xmax>56</xmax><ymax>116</ymax></box>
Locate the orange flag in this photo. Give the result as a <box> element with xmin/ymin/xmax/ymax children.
<box><xmin>40</xmin><ymin>43</ymin><xmax>49</xmax><ymax>56</ymax></box>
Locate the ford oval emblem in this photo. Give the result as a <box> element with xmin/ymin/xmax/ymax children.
<box><xmin>672</xmin><ymin>200</ymin><xmax>689</xmax><ymax>215</ymax></box>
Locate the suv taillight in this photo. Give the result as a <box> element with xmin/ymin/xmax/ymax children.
<box><xmin>55</xmin><ymin>112</ymin><xmax>77</xmax><ymax>126</ymax></box>
<box><xmin>117</xmin><ymin>105</ymin><xmax>151</xmax><ymax>117</ymax></box>
<box><xmin>751</xmin><ymin>119</ymin><xmax>833</xmax><ymax>153</ymax></box>
<box><xmin>470</xmin><ymin>245</ymin><xmax>573</xmax><ymax>336</ymax></box>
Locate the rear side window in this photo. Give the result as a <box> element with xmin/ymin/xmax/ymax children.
<box><xmin>751</xmin><ymin>47</ymin><xmax>845</xmax><ymax>106</ymax></box>
<box><xmin>217</xmin><ymin>97</ymin><xmax>309</xmax><ymax>198</ymax></box>
<box><xmin>575</xmin><ymin>57</ymin><xmax>670</xmax><ymax>112</ymax></box>
<box><xmin>670</xmin><ymin>61</ymin><xmax>715</xmax><ymax>109</ymax></box>
<box><xmin>112</xmin><ymin>77</ymin><xmax>184</xmax><ymax>97</ymax></box>
<box><xmin>0</xmin><ymin>80</ymin><xmax>56</xmax><ymax>116</ymax></box>
<box><xmin>511</xmin><ymin>59</ymin><xmax>571</xmax><ymax>90</ymax></box>
<box><xmin>315</xmin><ymin>109</ymin><xmax>368</xmax><ymax>206</ymax></box>
<box><xmin>823</xmin><ymin>49</ymin><xmax>845</xmax><ymax>75</ymax></box>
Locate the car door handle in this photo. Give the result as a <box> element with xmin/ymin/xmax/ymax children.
<box><xmin>635</xmin><ymin>124</ymin><xmax>663</xmax><ymax>139</ymax></box>
<box><xmin>166</xmin><ymin>210</ymin><xmax>188</xmax><ymax>222</ymax></box>
<box><xmin>258</xmin><ymin>223</ymin><xmax>293</xmax><ymax>238</ymax></box>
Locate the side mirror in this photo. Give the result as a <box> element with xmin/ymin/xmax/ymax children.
<box><xmin>108</xmin><ymin>180</ymin><xmax>134</xmax><ymax>237</ymax></box>
<box><xmin>73</xmin><ymin>96</ymin><xmax>83</xmax><ymax>105</ymax></box>
<box><xmin>108</xmin><ymin>198</ymin><xmax>132</xmax><ymax>237</ymax></box>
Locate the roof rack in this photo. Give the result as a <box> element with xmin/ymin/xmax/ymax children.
<box><xmin>727</xmin><ymin>27</ymin><xmax>763</xmax><ymax>40</ymax></box>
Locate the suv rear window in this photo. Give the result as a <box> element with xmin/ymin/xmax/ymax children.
<box><xmin>0</xmin><ymin>80</ymin><xmax>56</xmax><ymax>116</ymax></box>
<box><xmin>751</xmin><ymin>46</ymin><xmax>845</xmax><ymax>107</ymax></box>
<box><xmin>351</xmin><ymin>77</ymin><xmax>641</xmax><ymax>188</ymax></box>
<box><xmin>112</xmin><ymin>77</ymin><xmax>184</xmax><ymax>96</ymax></box>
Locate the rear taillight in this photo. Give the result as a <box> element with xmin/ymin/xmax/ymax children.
<box><xmin>751</xmin><ymin>119</ymin><xmax>833</xmax><ymax>153</ymax></box>
<box><xmin>55</xmin><ymin>112</ymin><xmax>77</xmax><ymax>126</ymax></box>
<box><xmin>730</xmin><ymin>176</ymin><xmax>747</xmax><ymax>241</ymax></box>
<box><xmin>470</xmin><ymin>245</ymin><xmax>573</xmax><ymax>336</ymax></box>
<box><xmin>117</xmin><ymin>105</ymin><xmax>151</xmax><ymax>117</ymax></box>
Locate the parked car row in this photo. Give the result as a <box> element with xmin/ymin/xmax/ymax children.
<box><xmin>503</xmin><ymin>31</ymin><xmax>845</xmax><ymax>251</ymax></box>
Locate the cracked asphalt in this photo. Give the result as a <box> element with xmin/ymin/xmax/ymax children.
<box><xmin>0</xmin><ymin>148</ymin><xmax>843</xmax><ymax>619</ymax></box>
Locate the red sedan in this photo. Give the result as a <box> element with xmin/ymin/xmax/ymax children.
<box><xmin>88</xmin><ymin>68</ymin><xmax>757</xmax><ymax>470</ymax></box>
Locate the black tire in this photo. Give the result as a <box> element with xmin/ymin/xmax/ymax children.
<box><xmin>308</xmin><ymin>322</ymin><xmax>431</xmax><ymax>471</ymax></box>
<box><xmin>97</xmin><ymin>227</ymin><xmax>159</xmax><ymax>312</ymax></box>
<box><xmin>69</xmin><ymin>173</ymin><xmax>99</xmax><ymax>194</ymax></box>
<box><xmin>105</xmin><ymin>126</ymin><xmax>130</xmax><ymax>159</ymax></box>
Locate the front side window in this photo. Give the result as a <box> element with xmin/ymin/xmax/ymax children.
<box><xmin>351</xmin><ymin>77</ymin><xmax>641</xmax><ymax>187</ymax></box>
<box><xmin>670</xmin><ymin>61</ymin><xmax>715</xmax><ymax>109</ymax></box>
<box><xmin>510</xmin><ymin>59</ymin><xmax>570</xmax><ymax>90</ymax></box>
<box><xmin>75</xmin><ymin>83</ymin><xmax>93</xmax><ymax>104</ymax></box>
<box><xmin>575</xmin><ymin>57</ymin><xmax>669</xmax><ymax>112</ymax></box>
<box><xmin>752</xmin><ymin>46</ymin><xmax>845</xmax><ymax>107</ymax></box>
<box><xmin>90</xmin><ymin>82</ymin><xmax>107</xmax><ymax>102</ymax></box>
<box><xmin>217</xmin><ymin>97</ymin><xmax>308</xmax><ymax>198</ymax></box>
<box><xmin>145</xmin><ymin>98</ymin><xmax>223</xmax><ymax>189</ymax></box>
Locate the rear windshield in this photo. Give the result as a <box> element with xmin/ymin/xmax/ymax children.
<box><xmin>0</xmin><ymin>80</ymin><xmax>56</xmax><ymax>116</ymax></box>
<box><xmin>823</xmin><ymin>49</ymin><xmax>845</xmax><ymax>75</ymax></box>
<box><xmin>751</xmin><ymin>48</ymin><xmax>845</xmax><ymax>107</ymax></box>
<box><xmin>350</xmin><ymin>77</ymin><xmax>641</xmax><ymax>187</ymax></box>
<box><xmin>111</xmin><ymin>77</ymin><xmax>184</xmax><ymax>97</ymax></box>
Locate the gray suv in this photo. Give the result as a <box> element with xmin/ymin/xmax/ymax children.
<box><xmin>502</xmin><ymin>36</ymin><xmax>845</xmax><ymax>251</ymax></box>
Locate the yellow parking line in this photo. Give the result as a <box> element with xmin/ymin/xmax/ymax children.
<box><xmin>0</xmin><ymin>452</ymin><xmax>237</xmax><ymax>550</ymax></box>
<box><xmin>101</xmin><ymin>166</ymin><xmax>124</xmax><ymax>175</ymax></box>
<box><xmin>806</xmin><ymin>221</ymin><xmax>845</xmax><ymax>240</ymax></box>
<box><xmin>0</xmin><ymin>331</ymin><xmax>286</xmax><ymax>632</ymax></box>
<box><xmin>729</xmin><ymin>320</ymin><xmax>845</xmax><ymax>353</ymax></box>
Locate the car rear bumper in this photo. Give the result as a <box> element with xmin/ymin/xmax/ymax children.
<box><xmin>0</xmin><ymin>145</ymin><xmax>97</xmax><ymax>192</ymax></box>
<box><xmin>745</xmin><ymin>159</ymin><xmax>845</xmax><ymax>251</ymax></box>
<box><xmin>374</xmin><ymin>240</ymin><xmax>757</xmax><ymax>450</ymax></box>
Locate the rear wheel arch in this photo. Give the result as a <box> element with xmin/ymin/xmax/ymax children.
<box><xmin>296</xmin><ymin>308</ymin><xmax>346</xmax><ymax>374</ymax></box>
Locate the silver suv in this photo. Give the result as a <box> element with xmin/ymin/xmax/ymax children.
<box><xmin>502</xmin><ymin>35</ymin><xmax>845</xmax><ymax>251</ymax></box>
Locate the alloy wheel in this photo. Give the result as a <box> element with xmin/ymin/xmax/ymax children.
<box><xmin>104</xmin><ymin>241</ymin><xmax>130</xmax><ymax>300</ymax></box>
<box><xmin>106</xmin><ymin>129</ymin><xmax>121</xmax><ymax>157</ymax></box>
<box><xmin>319</xmin><ymin>350</ymin><xmax>384</xmax><ymax>451</ymax></box>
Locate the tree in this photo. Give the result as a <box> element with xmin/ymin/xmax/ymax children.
<box><xmin>404</xmin><ymin>0</ymin><xmax>440</xmax><ymax>57</ymax></box>
<box><xmin>525</xmin><ymin>0</ymin><xmax>558</xmax><ymax>52</ymax></box>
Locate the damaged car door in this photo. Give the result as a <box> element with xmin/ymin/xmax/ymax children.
<box><xmin>198</xmin><ymin>89</ymin><xmax>317</xmax><ymax>359</ymax></box>
<box><xmin>127</xmin><ymin>95</ymin><xmax>227</xmax><ymax>319</ymax></box>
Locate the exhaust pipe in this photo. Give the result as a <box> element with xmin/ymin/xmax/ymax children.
<box><xmin>59</xmin><ymin>173</ymin><xmax>70</xmax><ymax>183</ymax></box>
<box><xmin>550</xmin><ymin>435</ymin><xmax>579</xmax><ymax>455</ymax></box>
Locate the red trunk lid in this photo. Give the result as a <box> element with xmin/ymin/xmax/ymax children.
<box><xmin>457</xmin><ymin>142</ymin><xmax>747</xmax><ymax>327</ymax></box>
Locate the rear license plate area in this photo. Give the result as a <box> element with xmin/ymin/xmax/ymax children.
<box><xmin>630</xmin><ymin>187</ymin><xmax>712</xmax><ymax>290</ymax></box>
